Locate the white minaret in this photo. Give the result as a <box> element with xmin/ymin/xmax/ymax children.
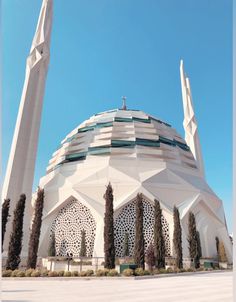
<box><xmin>2</xmin><ymin>0</ymin><xmax>53</xmax><ymax>256</ymax></box>
<box><xmin>180</xmin><ymin>60</ymin><xmax>205</xmax><ymax>177</ymax></box>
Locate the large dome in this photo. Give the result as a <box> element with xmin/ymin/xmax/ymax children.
<box><xmin>37</xmin><ymin>108</ymin><xmax>232</xmax><ymax>261</ymax></box>
<box><xmin>46</xmin><ymin>108</ymin><xmax>197</xmax><ymax>175</ymax></box>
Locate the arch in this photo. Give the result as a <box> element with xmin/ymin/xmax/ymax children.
<box><xmin>50</xmin><ymin>199</ymin><xmax>96</xmax><ymax>257</ymax></box>
<box><xmin>114</xmin><ymin>196</ymin><xmax>171</xmax><ymax>257</ymax></box>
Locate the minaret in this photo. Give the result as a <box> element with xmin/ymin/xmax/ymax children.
<box><xmin>2</xmin><ymin>0</ymin><xmax>53</xmax><ymax>255</ymax></box>
<box><xmin>180</xmin><ymin>60</ymin><xmax>205</xmax><ymax>177</ymax></box>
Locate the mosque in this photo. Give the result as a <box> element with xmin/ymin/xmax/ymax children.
<box><xmin>36</xmin><ymin>104</ymin><xmax>232</xmax><ymax>261</ymax></box>
<box><xmin>2</xmin><ymin>0</ymin><xmax>232</xmax><ymax>263</ymax></box>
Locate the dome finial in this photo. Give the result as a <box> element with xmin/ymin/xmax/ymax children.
<box><xmin>122</xmin><ymin>96</ymin><xmax>127</xmax><ymax>110</ymax></box>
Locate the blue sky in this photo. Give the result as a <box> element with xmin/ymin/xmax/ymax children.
<box><xmin>2</xmin><ymin>0</ymin><xmax>232</xmax><ymax>231</ymax></box>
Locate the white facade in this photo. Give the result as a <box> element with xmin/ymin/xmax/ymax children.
<box><xmin>2</xmin><ymin>0</ymin><xmax>53</xmax><ymax>255</ymax></box>
<box><xmin>36</xmin><ymin>108</ymin><xmax>232</xmax><ymax>262</ymax></box>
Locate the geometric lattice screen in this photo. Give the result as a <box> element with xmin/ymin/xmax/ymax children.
<box><xmin>114</xmin><ymin>198</ymin><xmax>171</xmax><ymax>257</ymax></box>
<box><xmin>51</xmin><ymin>200</ymin><xmax>96</xmax><ymax>257</ymax></box>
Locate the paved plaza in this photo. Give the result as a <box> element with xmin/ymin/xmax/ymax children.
<box><xmin>2</xmin><ymin>271</ymin><xmax>232</xmax><ymax>302</ymax></box>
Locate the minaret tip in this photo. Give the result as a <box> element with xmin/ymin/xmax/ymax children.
<box><xmin>179</xmin><ymin>61</ymin><xmax>205</xmax><ymax>178</ymax></box>
<box><xmin>180</xmin><ymin>59</ymin><xmax>184</xmax><ymax>72</ymax></box>
<box><xmin>31</xmin><ymin>0</ymin><xmax>53</xmax><ymax>52</ymax></box>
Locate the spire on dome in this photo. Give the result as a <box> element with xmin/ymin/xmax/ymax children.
<box><xmin>122</xmin><ymin>96</ymin><xmax>127</xmax><ymax>110</ymax></box>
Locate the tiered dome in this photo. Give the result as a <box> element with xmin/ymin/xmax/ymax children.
<box><xmin>46</xmin><ymin>109</ymin><xmax>197</xmax><ymax>175</ymax></box>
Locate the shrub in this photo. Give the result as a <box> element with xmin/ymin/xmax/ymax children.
<box><xmin>104</xmin><ymin>268</ymin><xmax>110</xmax><ymax>275</ymax></box>
<box><xmin>218</xmin><ymin>241</ymin><xmax>228</xmax><ymax>263</ymax></box>
<box><xmin>146</xmin><ymin>243</ymin><xmax>155</xmax><ymax>271</ymax></box>
<box><xmin>41</xmin><ymin>270</ymin><xmax>49</xmax><ymax>277</ymax></box>
<box><xmin>31</xmin><ymin>271</ymin><xmax>41</xmax><ymax>277</ymax></box>
<box><xmin>48</xmin><ymin>271</ymin><xmax>58</xmax><ymax>277</ymax></box>
<box><xmin>64</xmin><ymin>271</ymin><xmax>72</xmax><ymax>277</ymax></box>
<box><xmin>215</xmin><ymin>237</ymin><xmax>220</xmax><ymax>260</ymax></box>
<box><xmin>25</xmin><ymin>269</ymin><xmax>35</xmax><ymax>277</ymax></box>
<box><xmin>17</xmin><ymin>271</ymin><xmax>25</xmax><ymax>277</ymax></box>
<box><xmin>158</xmin><ymin>268</ymin><xmax>167</xmax><ymax>274</ymax></box>
<box><xmin>173</xmin><ymin>206</ymin><xmax>183</xmax><ymax>269</ymax></box>
<box><xmin>107</xmin><ymin>269</ymin><xmax>118</xmax><ymax>277</ymax></box>
<box><xmin>122</xmin><ymin>269</ymin><xmax>134</xmax><ymax>277</ymax></box>
<box><xmin>80</xmin><ymin>269</ymin><xmax>94</xmax><ymax>277</ymax></box>
<box><xmin>71</xmin><ymin>271</ymin><xmax>79</xmax><ymax>277</ymax></box>
<box><xmin>96</xmin><ymin>269</ymin><xmax>105</xmax><ymax>277</ymax></box>
<box><xmin>85</xmin><ymin>269</ymin><xmax>94</xmax><ymax>276</ymax></box>
<box><xmin>48</xmin><ymin>233</ymin><xmax>56</xmax><ymax>257</ymax></box>
<box><xmin>143</xmin><ymin>270</ymin><xmax>151</xmax><ymax>275</ymax></box>
<box><xmin>154</xmin><ymin>199</ymin><xmax>165</xmax><ymax>269</ymax></box>
<box><xmin>96</xmin><ymin>269</ymin><xmax>109</xmax><ymax>277</ymax></box>
<box><xmin>188</xmin><ymin>212</ymin><xmax>200</xmax><ymax>269</ymax></box>
<box><xmin>2</xmin><ymin>270</ymin><xmax>12</xmax><ymax>277</ymax></box>
<box><xmin>176</xmin><ymin>268</ymin><xmax>186</xmax><ymax>273</ymax></box>
<box><xmin>11</xmin><ymin>270</ymin><xmax>20</xmax><ymax>277</ymax></box>
<box><xmin>135</xmin><ymin>268</ymin><xmax>145</xmax><ymax>276</ymax></box>
<box><xmin>79</xmin><ymin>230</ymin><xmax>87</xmax><ymax>257</ymax></box>
<box><xmin>6</xmin><ymin>194</ymin><xmax>26</xmax><ymax>270</ymax></box>
<box><xmin>153</xmin><ymin>269</ymin><xmax>160</xmax><ymax>275</ymax></box>
<box><xmin>80</xmin><ymin>271</ymin><xmax>87</xmax><ymax>277</ymax></box>
<box><xmin>186</xmin><ymin>267</ymin><xmax>195</xmax><ymax>273</ymax></box>
<box><xmin>2</xmin><ymin>198</ymin><xmax>10</xmax><ymax>250</ymax></box>
<box><xmin>27</xmin><ymin>188</ymin><xmax>44</xmax><ymax>269</ymax></box>
<box><xmin>57</xmin><ymin>270</ymin><xmax>64</xmax><ymax>277</ymax></box>
<box><xmin>104</xmin><ymin>183</ymin><xmax>115</xmax><ymax>269</ymax></box>
<box><xmin>166</xmin><ymin>267</ymin><xmax>174</xmax><ymax>273</ymax></box>
<box><xmin>123</xmin><ymin>233</ymin><xmax>129</xmax><ymax>257</ymax></box>
<box><xmin>134</xmin><ymin>194</ymin><xmax>145</xmax><ymax>269</ymax></box>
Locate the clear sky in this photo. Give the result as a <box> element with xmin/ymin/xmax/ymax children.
<box><xmin>2</xmin><ymin>0</ymin><xmax>232</xmax><ymax>232</ymax></box>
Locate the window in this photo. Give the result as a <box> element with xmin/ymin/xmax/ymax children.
<box><xmin>114</xmin><ymin>117</ymin><xmax>133</xmax><ymax>123</ymax></box>
<box><xmin>65</xmin><ymin>152</ymin><xmax>87</xmax><ymax>161</ymax></box>
<box><xmin>150</xmin><ymin>117</ymin><xmax>171</xmax><ymax>127</ymax></box>
<box><xmin>88</xmin><ymin>147</ymin><xmax>111</xmax><ymax>155</ymax></box>
<box><xmin>133</xmin><ymin>117</ymin><xmax>151</xmax><ymax>123</ymax></box>
<box><xmin>159</xmin><ymin>136</ymin><xmax>175</xmax><ymax>146</ymax></box>
<box><xmin>136</xmin><ymin>138</ymin><xmax>160</xmax><ymax>147</ymax></box>
<box><xmin>174</xmin><ymin>140</ymin><xmax>190</xmax><ymax>151</ymax></box>
<box><xmin>111</xmin><ymin>140</ymin><xmax>135</xmax><ymax>148</ymax></box>
<box><xmin>77</xmin><ymin>126</ymin><xmax>94</xmax><ymax>133</ymax></box>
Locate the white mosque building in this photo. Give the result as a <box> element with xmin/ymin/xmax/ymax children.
<box><xmin>36</xmin><ymin>105</ymin><xmax>232</xmax><ymax>261</ymax></box>
<box><xmin>2</xmin><ymin>0</ymin><xmax>232</xmax><ymax>263</ymax></box>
